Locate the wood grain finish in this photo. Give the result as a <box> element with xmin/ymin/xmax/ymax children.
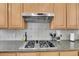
<box><xmin>60</xmin><ymin>51</ymin><xmax>78</xmax><ymax>56</ymax></box>
<box><xmin>51</xmin><ymin>4</ymin><xmax>66</xmax><ymax>29</ymax></box>
<box><xmin>17</xmin><ymin>52</ymin><xmax>39</xmax><ymax>56</ymax></box>
<box><xmin>0</xmin><ymin>53</ymin><xmax>16</xmax><ymax>56</ymax></box>
<box><xmin>77</xmin><ymin>4</ymin><xmax>79</xmax><ymax>29</ymax></box>
<box><xmin>0</xmin><ymin>51</ymin><xmax>78</xmax><ymax>56</ymax></box>
<box><xmin>0</xmin><ymin>3</ymin><xmax>78</xmax><ymax>29</ymax></box>
<box><xmin>39</xmin><ymin>52</ymin><xmax>59</xmax><ymax>56</ymax></box>
<box><xmin>0</xmin><ymin>4</ymin><xmax>7</xmax><ymax>28</ymax></box>
<box><xmin>23</xmin><ymin>3</ymin><xmax>53</xmax><ymax>12</ymax></box>
<box><xmin>8</xmin><ymin>3</ymin><xmax>26</xmax><ymax>29</ymax></box>
<box><xmin>67</xmin><ymin>4</ymin><xmax>77</xmax><ymax>29</ymax></box>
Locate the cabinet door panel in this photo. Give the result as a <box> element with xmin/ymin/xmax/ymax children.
<box><xmin>40</xmin><ymin>52</ymin><xmax>59</xmax><ymax>56</ymax></box>
<box><xmin>60</xmin><ymin>51</ymin><xmax>78</xmax><ymax>56</ymax></box>
<box><xmin>9</xmin><ymin>3</ymin><xmax>26</xmax><ymax>29</ymax></box>
<box><xmin>17</xmin><ymin>52</ymin><xmax>39</xmax><ymax>56</ymax></box>
<box><xmin>67</xmin><ymin>4</ymin><xmax>77</xmax><ymax>29</ymax></box>
<box><xmin>0</xmin><ymin>53</ymin><xmax>16</xmax><ymax>56</ymax></box>
<box><xmin>51</xmin><ymin>4</ymin><xmax>66</xmax><ymax>29</ymax></box>
<box><xmin>24</xmin><ymin>3</ymin><xmax>53</xmax><ymax>12</ymax></box>
<box><xmin>0</xmin><ymin>4</ymin><xmax>7</xmax><ymax>28</ymax></box>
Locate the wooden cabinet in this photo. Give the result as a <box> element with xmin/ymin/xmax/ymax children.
<box><xmin>0</xmin><ymin>3</ymin><xmax>78</xmax><ymax>29</ymax></box>
<box><xmin>17</xmin><ymin>52</ymin><xmax>39</xmax><ymax>56</ymax></box>
<box><xmin>17</xmin><ymin>52</ymin><xmax>59</xmax><ymax>56</ymax></box>
<box><xmin>0</xmin><ymin>4</ymin><xmax>7</xmax><ymax>28</ymax></box>
<box><xmin>0</xmin><ymin>51</ymin><xmax>78</xmax><ymax>56</ymax></box>
<box><xmin>23</xmin><ymin>3</ymin><xmax>53</xmax><ymax>13</ymax></box>
<box><xmin>39</xmin><ymin>51</ymin><xmax>78</xmax><ymax>56</ymax></box>
<box><xmin>8</xmin><ymin>3</ymin><xmax>26</xmax><ymax>29</ymax></box>
<box><xmin>60</xmin><ymin>51</ymin><xmax>78</xmax><ymax>56</ymax></box>
<box><xmin>39</xmin><ymin>52</ymin><xmax>59</xmax><ymax>56</ymax></box>
<box><xmin>77</xmin><ymin>4</ymin><xmax>79</xmax><ymax>29</ymax></box>
<box><xmin>51</xmin><ymin>4</ymin><xmax>66</xmax><ymax>29</ymax></box>
<box><xmin>67</xmin><ymin>4</ymin><xmax>77</xmax><ymax>29</ymax></box>
<box><xmin>0</xmin><ymin>53</ymin><xmax>16</xmax><ymax>56</ymax></box>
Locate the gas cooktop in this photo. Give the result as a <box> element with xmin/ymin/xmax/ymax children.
<box><xmin>19</xmin><ymin>40</ymin><xmax>57</xmax><ymax>50</ymax></box>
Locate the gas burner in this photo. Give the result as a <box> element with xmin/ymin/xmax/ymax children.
<box><xmin>25</xmin><ymin>40</ymin><xmax>35</xmax><ymax>48</ymax></box>
<box><xmin>39</xmin><ymin>41</ymin><xmax>49</xmax><ymax>48</ymax></box>
<box><xmin>46</xmin><ymin>41</ymin><xmax>55</xmax><ymax>47</ymax></box>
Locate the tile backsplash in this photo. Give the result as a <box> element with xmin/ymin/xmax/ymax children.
<box><xmin>0</xmin><ymin>23</ymin><xmax>79</xmax><ymax>41</ymax></box>
<box><xmin>0</xmin><ymin>29</ymin><xmax>26</xmax><ymax>40</ymax></box>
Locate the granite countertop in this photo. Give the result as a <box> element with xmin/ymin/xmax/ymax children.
<box><xmin>0</xmin><ymin>40</ymin><xmax>79</xmax><ymax>52</ymax></box>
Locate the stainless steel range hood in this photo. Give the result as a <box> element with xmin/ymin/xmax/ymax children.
<box><xmin>22</xmin><ymin>12</ymin><xmax>54</xmax><ymax>23</ymax></box>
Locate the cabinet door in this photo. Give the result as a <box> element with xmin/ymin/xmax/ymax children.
<box><xmin>0</xmin><ymin>4</ymin><xmax>7</xmax><ymax>28</ymax></box>
<box><xmin>9</xmin><ymin>3</ymin><xmax>26</xmax><ymax>29</ymax></box>
<box><xmin>24</xmin><ymin>3</ymin><xmax>53</xmax><ymax>12</ymax></box>
<box><xmin>39</xmin><ymin>52</ymin><xmax>59</xmax><ymax>56</ymax></box>
<box><xmin>17</xmin><ymin>52</ymin><xmax>39</xmax><ymax>56</ymax></box>
<box><xmin>60</xmin><ymin>51</ymin><xmax>78</xmax><ymax>56</ymax></box>
<box><xmin>0</xmin><ymin>53</ymin><xmax>16</xmax><ymax>56</ymax></box>
<box><xmin>77</xmin><ymin>4</ymin><xmax>79</xmax><ymax>29</ymax></box>
<box><xmin>51</xmin><ymin>4</ymin><xmax>66</xmax><ymax>29</ymax></box>
<box><xmin>67</xmin><ymin>4</ymin><xmax>77</xmax><ymax>29</ymax></box>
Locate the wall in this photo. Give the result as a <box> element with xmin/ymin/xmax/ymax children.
<box><xmin>0</xmin><ymin>23</ymin><xmax>79</xmax><ymax>41</ymax></box>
